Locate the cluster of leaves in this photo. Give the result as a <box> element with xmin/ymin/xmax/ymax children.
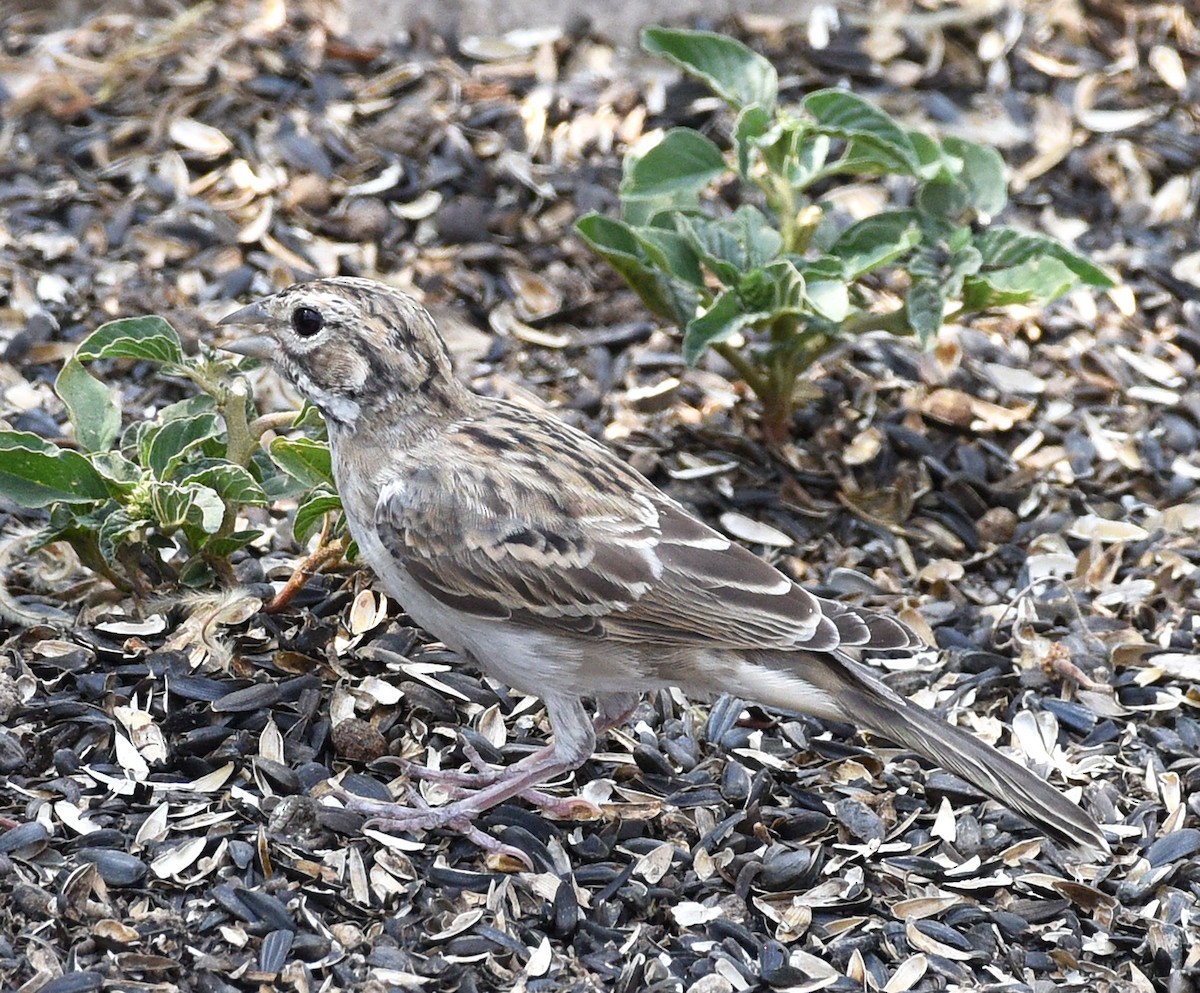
<box><xmin>577</xmin><ymin>27</ymin><xmax>1113</xmax><ymax>442</ymax></box>
<box><xmin>0</xmin><ymin>317</ymin><xmax>343</xmax><ymax>591</ymax></box>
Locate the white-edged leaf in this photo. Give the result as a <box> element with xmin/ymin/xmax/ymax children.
<box><xmin>75</xmin><ymin>316</ymin><xmax>184</xmax><ymax>365</ymax></box>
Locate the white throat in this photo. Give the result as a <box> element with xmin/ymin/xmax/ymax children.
<box><xmin>294</xmin><ymin>370</ymin><xmax>361</xmax><ymax>428</ymax></box>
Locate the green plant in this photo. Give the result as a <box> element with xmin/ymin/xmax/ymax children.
<box><xmin>0</xmin><ymin>316</ymin><xmax>344</xmax><ymax>592</ymax></box>
<box><xmin>577</xmin><ymin>27</ymin><xmax>1114</xmax><ymax>443</ymax></box>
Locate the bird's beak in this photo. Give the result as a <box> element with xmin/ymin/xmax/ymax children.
<box><xmin>216</xmin><ymin>301</ymin><xmax>275</xmax><ymax>361</ymax></box>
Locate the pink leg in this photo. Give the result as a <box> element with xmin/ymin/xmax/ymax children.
<box><xmin>344</xmin><ymin>695</ymin><xmax>599</xmax><ymax>833</ymax></box>
<box><xmin>397</xmin><ymin>737</ymin><xmax>597</xmax><ymax>818</ymax></box>
<box><xmin>383</xmin><ymin>693</ymin><xmax>640</xmax><ymax>815</ymax></box>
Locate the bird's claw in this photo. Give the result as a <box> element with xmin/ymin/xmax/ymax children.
<box><xmin>390</xmin><ymin>742</ymin><xmax>601</xmax><ymax>820</ymax></box>
<box><xmin>332</xmin><ymin>788</ymin><xmax>542</xmax><ymax>869</ymax></box>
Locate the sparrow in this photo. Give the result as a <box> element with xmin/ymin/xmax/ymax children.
<box><xmin>218</xmin><ymin>276</ymin><xmax>1107</xmax><ymax>855</ymax></box>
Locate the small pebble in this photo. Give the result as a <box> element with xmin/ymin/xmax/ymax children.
<box><xmin>331</xmin><ymin>718</ymin><xmax>387</xmax><ymax>762</ymax></box>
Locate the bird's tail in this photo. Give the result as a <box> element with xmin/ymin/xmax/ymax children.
<box><xmin>741</xmin><ymin>650</ymin><xmax>1108</xmax><ymax>855</ymax></box>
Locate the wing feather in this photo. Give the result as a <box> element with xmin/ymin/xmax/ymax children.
<box><xmin>376</xmin><ymin>400</ymin><xmax>915</xmax><ymax>655</ymax></box>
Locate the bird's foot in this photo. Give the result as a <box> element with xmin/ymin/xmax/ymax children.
<box><xmin>330</xmin><ymin>732</ymin><xmax>603</xmax><ymax>866</ymax></box>
<box><xmin>390</xmin><ymin>736</ymin><xmax>601</xmax><ymax>820</ymax></box>
<box><xmin>393</xmin><ymin>759</ymin><xmax>506</xmax><ymax>789</ymax></box>
<box><xmin>340</xmin><ymin>788</ymin><xmax>536</xmax><ymax>867</ymax></box>
<box><xmin>388</xmin><ymin>765</ymin><xmax>601</xmax><ymax>821</ymax></box>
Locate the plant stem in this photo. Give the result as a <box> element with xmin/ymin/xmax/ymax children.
<box><xmin>221</xmin><ymin>381</ymin><xmax>258</xmax><ymax>468</ymax></box>
<box><xmin>793</xmin><ymin>331</ymin><xmax>836</xmax><ymax>370</ymax></box>
<box><xmin>265</xmin><ymin>534</ymin><xmax>347</xmax><ymax>613</ymax></box>
<box><xmin>712</xmin><ymin>310</ymin><xmax>914</xmax><ymax>447</ymax></box>
<box><xmin>839</xmin><ymin>307</ymin><xmax>913</xmax><ymax>338</ymax></box>
<box><xmin>74</xmin><ymin>537</ymin><xmax>133</xmax><ymax>593</ymax></box>
<box><xmin>713</xmin><ymin>342</ymin><xmax>770</xmax><ymax>398</ymax></box>
<box><xmin>250</xmin><ymin>411</ymin><xmax>300</xmax><ymax>438</ymax></box>
<box><xmin>177</xmin><ymin>362</ymin><xmax>261</xmax><ymax>467</ymax></box>
<box><xmin>769</xmin><ymin>313</ymin><xmax>799</xmax><ymax>346</ymax></box>
<box><xmin>771</xmin><ymin>174</ymin><xmax>801</xmax><ymax>254</ymax></box>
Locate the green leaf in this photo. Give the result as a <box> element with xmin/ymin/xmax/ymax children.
<box><xmin>730</xmin><ymin>205</ymin><xmax>785</xmax><ymax>267</ymax></box>
<box><xmin>177</xmin><ymin>461</ymin><xmax>267</xmax><ymax>506</ymax></box>
<box><xmin>120</xmin><ymin>419</ymin><xmax>155</xmax><ymax>454</ymax></box>
<box><xmin>733</xmin><ymin>104</ymin><xmax>773</xmax><ymax>177</ymax></box>
<box><xmin>677</xmin><ymin>206</ymin><xmax>783</xmax><ymax>285</ymax></box>
<box><xmin>916</xmin><ymin>136</ymin><xmax>1007</xmax><ymax>220</ymax></box>
<box><xmin>0</xmin><ymin>431</ymin><xmax>110</xmax><ymax>507</ymax></box>
<box><xmin>30</xmin><ymin>504</ymin><xmax>91</xmax><ymax>554</ymax></box>
<box><xmin>75</xmin><ymin>316</ymin><xmax>184</xmax><ymax>365</ymax></box>
<box><xmin>676</xmin><ymin>216</ymin><xmax>741</xmax><ymax>285</ymax></box>
<box><xmin>803</xmin><ymin>90</ymin><xmax>920</xmax><ymax>175</ymax></box>
<box><xmin>55</xmin><ymin>358</ymin><xmax>120</xmax><ymax>453</ymax></box>
<box><xmin>98</xmin><ymin>508</ymin><xmax>142</xmax><ymax>564</ymax></box>
<box><xmin>761</xmin><ymin>259</ymin><xmax>808</xmax><ymax>316</ymax></box>
<box><xmin>736</xmin><ymin>269</ymin><xmax>774</xmax><ymax>312</ymax></box>
<box><xmin>962</xmin><ymin>257</ymin><xmax>1079</xmax><ymax>310</ymax></box>
<box><xmin>751</xmin><ymin>119</ymin><xmax>830</xmax><ymax>189</ymax></box>
<box><xmin>202</xmin><ymin>529</ymin><xmax>263</xmax><ymax>560</ymax></box>
<box><xmin>941</xmin><ymin>136</ymin><xmax>1007</xmax><ymax>216</ymax></box>
<box><xmin>150</xmin><ymin>480</ymin><xmax>225</xmax><ymax>535</ymax></box>
<box><xmin>177</xmin><ymin>558</ymin><xmax>216</xmax><ymax>588</ymax></box>
<box><xmin>917</xmin><ymin>178</ymin><xmax>969</xmax><ymax>218</ymax></box>
<box><xmin>143</xmin><ymin>411</ymin><xmax>222</xmax><ymax>480</ymax></box>
<box><xmin>948</xmin><ymin>225</ymin><xmax>973</xmax><ymax>252</ymax></box>
<box><xmin>905</xmin><ymin>240</ymin><xmax>981</xmax><ymax>298</ymax></box>
<box><xmin>974</xmin><ymin>227</ymin><xmax>1115</xmax><ymax>287</ymax></box>
<box><xmin>293</xmin><ymin>402</ymin><xmax>328</xmax><ymax>433</ymax></box>
<box><xmin>251</xmin><ymin>448</ymin><xmax>298</xmax><ymax>501</ymax></box>
<box><xmin>907</xmin><ymin>246</ymin><xmax>943</xmax><ymax>281</ymax></box>
<box><xmin>157</xmin><ymin>394</ymin><xmax>217</xmax><ymax>422</ymax></box>
<box><xmin>796</xmin><ymin>259</ymin><xmax>851</xmax><ymax>322</ymax></box>
<box><xmin>783</xmin><ymin>129</ymin><xmax>830</xmax><ymax>188</ymax></box>
<box><xmin>293</xmin><ymin>486</ymin><xmax>345</xmax><ymax>546</ymax></box>
<box><xmin>641</xmin><ymin>27</ymin><xmax>777</xmax><ymax>110</ymax></box>
<box><xmin>90</xmin><ymin>451</ymin><xmax>143</xmax><ymax>494</ymax></box>
<box><xmin>828</xmin><ymin>211</ymin><xmax>923</xmax><ymax>278</ymax></box>
<box><xmin>907</xmin><ymin>130</ymin><xmax>947</xmax><ymax>178</ymax></box>
<box><xmin>804</xmin><ymin>282</ymin><xmax>849</xmax><ymax>322</ymax></box>
<box><xmin>906</xmin><ymin>280</ymin><xmax>946</xmax><ymax>344</ymax></box>
<box><xmin>793</xmin><ymin>255</ymin><xmax>844</xmax><ymax>281</ymax></box>
<box><xmin>620</xmin><ymin>129</ymin><xmax>726</xmax><ymax>222</ymax></box>
<box><xmin>575</xmin><ymin>213</ymin><xmax>701</xmax><ymax>327</ymax></box>
<box><xmin>827</xmin><ymin>137</ymin><xmax>918</xmax><ymax>179</ymax></box>
<box><xmin>269</xmin><ymin>436</ymin><xmax>335</xmax><ymax>488</ymax></box>
<box><xmin>944</xmin><ymin>245</ymin><xmax>984</xmax><ymax>297</ymax></box>
<box><xmin>683</xmin><ymin>289</ymin><xmax>756</xmax><ymax>365</ymax></box>
<box><xmin>634</xmin><ymin>227</ymin><xmax>706</xmax><ymax>288</ymax></box>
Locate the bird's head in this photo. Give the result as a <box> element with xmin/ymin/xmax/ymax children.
<box><xmin>217</xmin><ymin>277</ymin><xmax>465</xmax><ymax>429</ymax></box>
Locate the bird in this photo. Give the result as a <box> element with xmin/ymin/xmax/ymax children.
<box><xmin>217</xmin><ymin>276</ymin><xmax>1107</xmax><ymax>856</ymax></box>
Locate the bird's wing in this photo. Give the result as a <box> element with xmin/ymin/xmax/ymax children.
<box><xmin>374</xmin><ymin>402</ymin><xmax>917</xmax><ymax>654</ymax></box>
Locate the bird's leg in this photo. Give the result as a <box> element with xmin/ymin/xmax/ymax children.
<box><xmin>394</xmin><ymin>749</ymin><xmax>503</xmax><ymax>789</ymax></box>
<box><xmin>344</xmin><ymin>696</ymin><xmax>599</xmax><ymax>832</ymax></box>
<box><xmin>386</xmin><ymin>693</ymin><xmax>642</xmax><ymax>814</ymax></box>
<box><xmin>393</xmin><ymin>781</ymin><xmax>539</xmax><ymax>869</ymax></box>
<box><xmin>458</xmin><ymin>737</ymin><xmax>593</xmax><ymax>817</ymax></box>
<box><xmin>395</xmin><ymin>735</ymin><xmax>594</xmax><ymax>819</ymax></box>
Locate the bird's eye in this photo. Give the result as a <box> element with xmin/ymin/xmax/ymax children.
<box><xmin>291</xmin><ymin>306</ymin><xmax>324</xmax><ymax>337</ymax></box>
